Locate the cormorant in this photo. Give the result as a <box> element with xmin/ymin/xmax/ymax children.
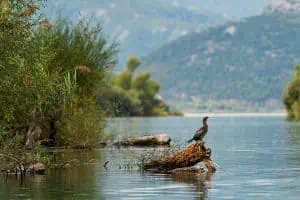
<box><xmin>188</xmin><ymin>117</ymin><xmax>209</xmax><ymax>143</ymax></box>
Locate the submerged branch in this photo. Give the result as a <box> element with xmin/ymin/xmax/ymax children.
<box><xmin>0</xmin><ymin>153</ymin><xmax>25</xmax><ymax>175</ymax></box>
<box><xmin>0</xmin><ymin>153</ymin><xmax>23</xmax><ymax>167</ymax></box>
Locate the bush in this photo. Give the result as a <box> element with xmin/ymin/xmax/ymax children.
<box><xmin>172</xmin><ymin>110</ymin><xmax>184</xmax><ymax>116</ymax></box>
<box><xmin>109</xmin><ymin>56</ymin><xmax>178</xmax><ymax>117</ymax></box>
<box><xmin>56</xmin><ymin>97</ymin><xmax>106</xmax><ymax>147</ymax></box>
<box><xmin>0</xmin><ymin>0</ymin><xmax>118</xmax><ymax>149</ymax></box>
<box><xmin>98</xmin><ymin>87</ymin><xmax>142</xmax><ymax>117</ymax></box>
<box><xmin>115</xmin><ymin>71</ymin><xmax>132</xmax><ymax>90</ymax></box>
<box><xmin>283</xmin><ymin>65</ymin><xmax>300</xmax><ymax>120</ymax></box>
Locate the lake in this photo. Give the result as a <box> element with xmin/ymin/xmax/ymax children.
<box><xmin>1</xmin><ymin>115</ymin><xmax>300</xmax><ymax>200</ymax></box>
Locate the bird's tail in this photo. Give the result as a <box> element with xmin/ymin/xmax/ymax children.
<box><xmin>187</xmin><ymin>138</ymin><xmax>194</xmax><ymax>143</ymax></box>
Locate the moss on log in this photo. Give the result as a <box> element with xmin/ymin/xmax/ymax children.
<box><xmin>144</xmin><ymin>141</ymin><xmax>214</xmax><ymax>171</ymax></box>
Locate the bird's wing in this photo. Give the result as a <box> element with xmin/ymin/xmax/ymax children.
<box><xmin>194</xmin><ymin>127</ymin><xmax>204</xmax><ymax>137</ymax></box>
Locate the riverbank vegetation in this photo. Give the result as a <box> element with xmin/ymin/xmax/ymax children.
<box><xmin>1</xmin><ymin>0</ymin><xmax>115</xmax><ymax>149</ymax></box>
<box><xmin>283</xmin><ymin>65</ymin><xmax>300</xmax><ymax>120</ymax></box>
<box><xmin>0</xmin><ymin>0</ymin><xmax>181</xmax><ymax>169</ymax></box>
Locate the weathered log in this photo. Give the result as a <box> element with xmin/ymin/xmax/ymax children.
<box><xmin>115</xmin><ymin>134</ymin><xmax>171</xmax><ymax>146</ymax></box>
<box><xmin>144</xmin><ymin>141</ymin><xmax>212</xmax><ymax>171</ymax></box>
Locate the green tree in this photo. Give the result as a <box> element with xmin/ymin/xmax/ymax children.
<box><xmin>126</xmin><ymin>55</ymin><xmax>141</xmax><ymax>73</ymax></box>
<box><xmin>110</xmin><ymin>56</ymin><xmax>177</xmax><ymax>116</ymax></box>
<box><xmin>115</xmin><ymin>71</ymin><xmax>132</xmax><ymax>90</ymax></box>
<box><xmin>132</xmin><ymin>72</ymin><xmax>151</xmax><ymax>90</ymax></box>
<box><xmin>42</xmin><ymin>19</ymin><xmax>118</xmax><ymax>145</ymax></box>
<box><xmin>283</xmin><ymin>65</ymin><xmax>300</xmax><ymax>120</ymax></box>
<box><xmin>0</xmin><ymin>0</ymin><xmax>43</xmax><ymax>64</ymax></box>
<box><xmin>0</xmin><ymin>0</ymin><xmax>118</xmax><ymax>149</ymax></box>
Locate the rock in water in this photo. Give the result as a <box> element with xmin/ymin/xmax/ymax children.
<box><xmin>27</xmin><ymin>163</ymin><xmax>45</xmax><ymax>175</ymax></box>
<box><xmin>115</xmin><ymin>134</ymin><xmax>171</xmax><ymax>146</ymax></box>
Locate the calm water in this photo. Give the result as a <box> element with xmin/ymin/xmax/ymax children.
<box><xmin>1</xmin><ymin>116</ymin><xmax>300</xmax><ymax>200</ymax></box>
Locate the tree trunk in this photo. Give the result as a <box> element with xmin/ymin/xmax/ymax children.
<box><xmin>25</xmin><ymin>124</ymin><xmax>41</xmax><ymax>149</ymax></box>
<box><xmin>49</xmin><ymin>117</ymin><xmax>57</xmax><ymax>146</ymax></box>
<box><xmin>143</xmin><ymin>141</ymin><xmax>214</xmax><ymax>172</ymax></box>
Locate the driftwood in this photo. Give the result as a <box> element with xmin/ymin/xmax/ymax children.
<box><xmin>144</xmin><ymin>141</ymin><xmax>215</xmax><ymax>172</ymax></box>
<box><xmin>115</xmin><ymin>134</ymin><xmax>171</xmax><ymax>146</ymax></box>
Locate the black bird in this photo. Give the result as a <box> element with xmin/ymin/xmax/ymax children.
<box><xmin>188</xmin><ymin>117</ymin><xmax>209</xmax><ymax>143</ymax></box>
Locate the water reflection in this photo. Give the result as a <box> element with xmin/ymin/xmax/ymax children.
<box><xmin>286</xmin><ymin>121</ymin><xmax>300</xmax><ymax>168</ymax></box>
<box><xmin>170</xmin><ymin>172</ymin><xmax>214</xmax><ymax>200</ymax></box>
<box><xmin>287</xmin><ymin>121</ymin><xmax>300</xmax><ymax>145</ymax></box>
<box><xmin>1</xmin><ymin>116</ymin><xmax>300</xmax><ymax>200</ymax></box>
<box><xmin>0</xmin><ymin>150</ymin><xmax>105</xmax><ymax>200</ymax></box>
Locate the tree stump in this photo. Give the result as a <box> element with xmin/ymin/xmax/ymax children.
<box><xmin>144</xmin><ymin>141</ymin><xmax>214</xmax><ymax>172</ymax></box>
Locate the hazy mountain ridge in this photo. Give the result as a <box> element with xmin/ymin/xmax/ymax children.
<box><xmin>264</xmin><ymin>0</ymin><xmax>300</xmax><ymax>13</ymax></box>
<box><xmin>142</xmin><ymin>13</ymin><xmax>300</xmax><ymax>108</ymax></box>
<box><xmin>162</xmin><ymin>0</ymin><xmax>272</xmax><ymax>19</ymax></box>
<box><xmin>45</xmin><ymin>0</ymin><xmax>226</xmax><ymax>68</ymax></box>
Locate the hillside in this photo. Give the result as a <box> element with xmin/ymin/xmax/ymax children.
<box><xmin>142</xmin><ymin>13</ymin><xmax>300</xmax><ymax>110</ymax></box>
<box><xmin>162</xmin><ymin>0</ymin><xmax>272</xmax><ymax>19</ymax></box>
<box><xmin>264</xmin><ymin>0</ymin><xmax>300</xmax><ymax>13</ymax></box>
<box><xmin>45</xmin><ymin>0</ymin><xmax>225</xmax><ymax>68</ymax></box>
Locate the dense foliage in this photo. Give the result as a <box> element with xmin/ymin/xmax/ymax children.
<box><xmin>283</xmin><ymin>65</ymin><xmax>300</xmax><ymax>120</ymax></box>
<box><xmin>142</xmin><ymin>13</ymin><xmax>300</xmax><ymax>110</ymax></box>
<box><xmin>98</xmin><ymin>56</ymin><xmax>182</xmax><ymax>117</ymax></box>
<box><xmin>0</xmin><ymin>0</ymin><xmax>180</xmax><ymax>158</ymax></box>
<box><xmin>0</xmin><ymin>0</ymin><xmax>117</xmax><ymax>150</ymax></box>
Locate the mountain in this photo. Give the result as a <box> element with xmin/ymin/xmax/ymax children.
<box><xmin>161</xmin><ymin>0</ymin><xmax>272</xmax><ymax>19</ymax></box>
<box><xmin>142</xmin><ymin>12</ymin><xmax>300</xmax><ymax>110</ymax></box>
<box><xmin>264</xmin><ymin>0</ymin><xmax>300</xmax><ymax>13</ymax></box>
<box><xmin>44</xmin><ymin>0</ymin><xmax>226</xmax><ymax>69</ymax></box>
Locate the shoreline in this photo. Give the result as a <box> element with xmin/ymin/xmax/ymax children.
<box><xmin>184</xmin><ymin>112</ymin><xmax>286</xmax><ymax>117</ymax></box>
